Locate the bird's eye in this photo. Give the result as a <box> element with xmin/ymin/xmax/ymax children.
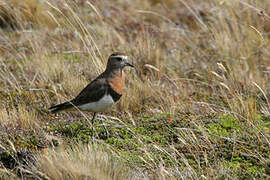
<box><xmin>116</xmin><ymin>57</ymin><xmax>122</xmax><ymax>61</ymax></box>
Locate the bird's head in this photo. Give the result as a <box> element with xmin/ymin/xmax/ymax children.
<box><xmin>106</xmin><ymin>52</ymin><xmax>134</xmax><ymax>70</ymax></box>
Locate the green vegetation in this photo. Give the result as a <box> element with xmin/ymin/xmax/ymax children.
<box><xmin>0</xmin><ymin>0</ymin><xmax>270</xmax><ymax>179</ymax></box>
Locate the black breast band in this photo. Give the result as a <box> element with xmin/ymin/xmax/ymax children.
<box><xmin>107</xmin><ymin>85</ymin><xmax>122</xmax><ymax>102</ymax></box>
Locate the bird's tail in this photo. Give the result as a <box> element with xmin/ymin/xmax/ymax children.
<box><xmin>49</xmin><ymin>101</ymin><xmax>73</xmax><ymax>113</ymax></box>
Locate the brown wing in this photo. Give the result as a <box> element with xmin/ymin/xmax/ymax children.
<box><xmin>71</xmin><ymin>74</ymin><xmax>108</xmax><ymax>106</ymax></box>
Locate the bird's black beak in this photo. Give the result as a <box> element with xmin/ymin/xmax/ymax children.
<box><xmin>125</xmin><ymin>62</ymin><xmax>134</xmax><ymax>68</ymax></box>
<box><xmin>121</xmin><ymin>56</ymin><xmax>134</xmax><ymax>68</ymax></box>
<box><xmin>123</xmin><ymin>57</ymin><xmax>134</xmax><ymax>68</ymax></box>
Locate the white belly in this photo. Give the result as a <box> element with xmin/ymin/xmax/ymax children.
<box><xmin>78</xmin><ymin>95</ymin><xmax>115</xmax><ymax>112</ymax></box>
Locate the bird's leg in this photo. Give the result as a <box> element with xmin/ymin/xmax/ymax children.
<box><xmin>91</xmin><ymin>112</ymin><xmax>97</xmax><ymax>124</ymax></box>
<box><xmin>90</xmin><ymin>113</ymin><xmax>97</xmax><ymax>138</ymax></box>
<box><xmin>101</xmin><ymin>117</ymin><xmax>109</xmax><ymax>138</ymax></box>
<box><xmin>91</xmin><ymin>113</ymin><xmax>109</xmax><ymax>138</ymax></box>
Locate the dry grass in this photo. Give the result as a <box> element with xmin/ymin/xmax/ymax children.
<box><xmin>0</xmin><ymin>0</ymin><xmax>270</xmax><ymax>179</ymax></box>
<box><xmin>33</xmin><ymin>143</ymin><xmax>129</xmax><ymax>180</ymax></box>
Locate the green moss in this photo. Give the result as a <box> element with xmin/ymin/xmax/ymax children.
<box><xmin>222</xmin><ymin>158</ymin><xmax>265</xmax><ymax>178</ymax></box>
<box><xmin>208</xmin><ymin>114</ymin><xmax>242</xmax><ymax>138</ymax></box>
<box><xmin>260</xmin><ymin>115</ymin><xmax>270</xmax><ymax>133</ymax></box>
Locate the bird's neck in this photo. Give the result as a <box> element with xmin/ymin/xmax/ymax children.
<box><xmin>107</xmin><ymin>68</ymin><xmax>125</xmax><ymax>95</ymax></box>
<box><xmin>105</xmin><ymin>68</ymin><xmax>123</xmax><ymax>76</ymax></box>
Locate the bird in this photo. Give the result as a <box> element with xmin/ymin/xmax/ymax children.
<box><xmin>49</xmin><ymin>52</ymin><xmax>134</xmax><ymax>124</ymax></box>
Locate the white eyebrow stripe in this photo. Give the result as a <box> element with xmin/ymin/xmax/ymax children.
<box><xmin>113</xmin><ymin>55</ymin><xmax>128</xmax><ymax>60</ymax></box>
